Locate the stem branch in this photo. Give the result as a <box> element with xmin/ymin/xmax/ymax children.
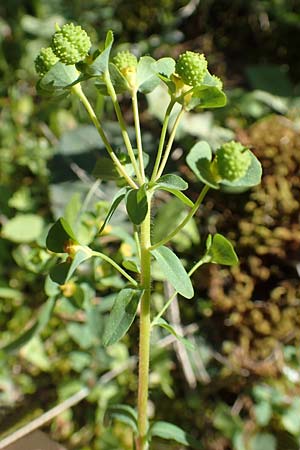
<box><xmin>150</xmin><ymin>99</ymin><xmax>175</xmax><ymax>182</ymax></box>
<box><xmin>104</xmin><ymin>72</ymin><xmax>143</xmax><ymax>184</ymax></box>
<box><xmin>150</xmin><ymin>184</ymin><xmax>210</xmax><ymax>250</ymax></box>
<box><xmin>155</xmin><ymin>106</ymin><xmax>185</xmax><ymax>180</ymax></box>
<box><xmin>71</xmin><ymin>83</ymin><xmax>137</xmax><ymax>189</ymax></box>
<box><xmin>91</xmin><ymin>250</ymin><xmax>138</xmax><ymax>286</ymax></box>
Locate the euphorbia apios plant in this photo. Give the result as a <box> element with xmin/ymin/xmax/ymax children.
<box><xmin>35</xmin><ymin>23</ymin><xmax>262</xmax><ymax>450</ymax></box>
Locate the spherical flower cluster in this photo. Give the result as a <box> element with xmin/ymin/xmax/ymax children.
<box><xmin>113</xmin><ymin>50</ymin><xmax>138</xmax><ymax>89</ymax></box>
<box><xmin>216</xmin><ymin>141</ymin><xmax>251</xmax><ymax>182</ymax></box>
<box><xmin>113</xmin><ymin>50</ymin><xmax>137</xmax><ymax>72</ymax></box>
<box><xmin>175</xmin><ymin>51</ymin><xmax>207</xmax><ymax>87</ymax></box>
<box><xmin>51</xmin><ymin>23</ymin><xmax>91</xmax><ymax>65</ymax></box>
<box><xmin>35</xmin><ymin>47</ymin><xmax>59</xmax><ymax>77</ymax></box>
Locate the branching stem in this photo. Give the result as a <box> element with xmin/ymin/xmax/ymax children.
<box><xmin>150</xmin><ymin>184</ymin><xmax>210</xmax><ymax>250</ymax></box>
<box><xmin>104</xmin><ymin>72</ymin><xmax>143</xmax><ymax>185</ymax></box>
<box><xmin>71</xmin><ymin>83</ymin><xmax>137</xmax><ymax>189</ymax></box>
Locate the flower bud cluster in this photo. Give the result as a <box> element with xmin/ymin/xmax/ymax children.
<box><xmin>215</xmin><ymin>141</ymin><xmax>251</xmax><ymax>182</ymax></box>
<box><xmin>35</xmin><ymin>23</ymin><xmax>91</xmax><ymax>77</ymax></box>
<box><xmin>35</xmin><ymin>47</ymin><xmax>59</xmax><ymax>76</ymax></box>
<box><xmin>51</xmin><ymin>23</ymin><xmax>91</xmax><ymax>65</ymax></box>
<box><xmin>175</xmin><ymin>51</ymin><xmax>207</xmax><ymax>87</ymax></box>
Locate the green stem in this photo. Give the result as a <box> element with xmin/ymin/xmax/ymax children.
<box><xmin>150</xmin><ymin>99</ymin><xmax>175</xmax><ymax>182</ymax></box>
<box><xmin>155</xmin><ymin>106</ymin><xmax>185</xmax><ymax>180</ymax></box>
<box><xmin>71</xmin><ymin>83</ymin><xmax>137</xmax><ymax>189</ymax></box>
<box><xmin>149</xmin><ymin>184</ymin><xmax>210</xmax><ymax>251</ymax></box>
<box><xmin>137</xmin><ymin>193</ymin><xmax>152</xmax><ymax>450</ymax></box>
<box><xmin>132</xmin><ymin>89</ymin><xmax>145</xmax><ymax>183</ymax></box>
<box><xmin>91</xmin><ymin>250</ymin><xmax>138</xmax><ymax>286</ymax></box>
<box><xmin>104</xmin><ymin>72</ymin><xmax>143</xmax><ymax>185</ymax></box>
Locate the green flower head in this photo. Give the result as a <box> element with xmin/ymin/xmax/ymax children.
<box><xmin>113</xmin><ymin>50</ymin><xmax>137</xmax><ymax>72</ymax></box>
<box><xmin>175</xmin><ymin>51</ymin><xmax>207</xmax><ymax>87</ymax></box>
<box><xmin>51</xmin><ymin>23</ymin><xmax>91</xmax><ymax>65</ymax></box>
<box><xmin>35</xmin><ymin>47</ymin><xmax>59</xmax><ymax>77</ymax></box>
<box><xmin>215</xmin><ymin>141</ymin><xmax>251</xmax><ymax>182</ymax></box>
<box><xmin>113</xmin><ymin>50</ymin><xmax>138</xmax><ymax>89</ymax></box>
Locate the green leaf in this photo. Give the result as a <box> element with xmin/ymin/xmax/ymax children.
<box><xmin>186</xmin><ymin>141</ymin><xmax>219</xmax><ymax>189</ymax></box>
<box><xmin>206</xmin><ymin>234</ymin><xmax>238</xmax><ymax>266</ymax></box>
<box><xmin>154</xmin><ymin>57</ymin><xmax>176</xmax><ymax>77</ymax></box>
<box><xmin>126</xmin><ymin>185</ymin><xmax>148</xmax><ymax>225</ymax></box>
<box><xmin>151</xmin><ymin>246</ymin><xmax>194</xmax><ymax>299</ymax></box>
<box><xmin>46</xmin><ymin>217</ymin><xmax>78</xmax><ymax>253</ymax></box>
<box><xmin>92</xmin><ymin>157</ymin><xmax>120</xmax><ymax>180</ymax></box>
<box><xmin>281</xmin><ymin>398</ymin><xmax>300</xmax><ymax>435</ymax></box>
<box><xmin>137</xmin><ymin>56</ymin><xmax>160</xmax><ymax>93</ymax></box>
<box><xmin>254</xmin><ymin>402</ymin><xmax>272</xmax><ymax>427</ymax></box>
<box><xmin>2</xmin><ymin>214</ymin><xmax>44</xmax><ymax>243</ymax></box>
<box><xmin>99</xmin><ymin>188</ymin><xmax>127</xmax><ymax>234</ymax></box>
<box><xmin>250</xmin><ymin>433</ymin><xmax>276</xmax><ymax>450</ymax></box>
<box><xmin>88</xmin><ymin>30</ymin><xmax>114</xmax><ymax>76</ymax></box>
<box><xmin>122</xmin><ymin>258</ymin><xmax>140</xmax><ymax>273</ymax></box>
<box><xmin>105</xmin><ymin>404</ymin><xmax>138</xmax><ymax>433</ymax></box>
<box><xmin>219</xmin><ymin>151</ymin><xmax>262</xmax><ymax>192</ymax></box>
<box><xmin>103</xmin><ymin>288</ymin><xmax>143</xmax><ymax>346</ymax></box>
<box><xmin>149</xmin><ymin>421</ymin><xmax>202</xmax><ymax>449</ymax></box>
<box><xmin>155</xmin><ymin>174</ymin><xmax>188</xmax><ymax>191</ymax></box>
<box><xmin>39</xmin><ymin>62</ymin><xmax>79</xmax><ymax>92</ymax></box>
<box><xmin>192</xmin><ymin>86</ymin><xmax>227</xmax><ymax>110</ymax></box>
<box><xmin>50</xmin><ymin>247</ymin><xmax>91</xmax><ymax>285</ymax></box>
<box><xmin>2</xmin><ymin>297</ymin><xmax>56</xmax><ymax>352</ymax></box>
<box><xmin>152</xmin><ymin>318</ymin><xmax>194</xmax><ymax>350</ymax></box>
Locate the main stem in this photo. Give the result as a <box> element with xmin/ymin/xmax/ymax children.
<box><xmin>137</xmin><ymin>193</ymin><xmax>152</xmax><ymax>450</ymax></box>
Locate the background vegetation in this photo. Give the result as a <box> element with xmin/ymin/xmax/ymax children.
<box><xmin>1</xmin><ymin>1</ymin><xmax>300</xmax><ymax>449</ymax></box>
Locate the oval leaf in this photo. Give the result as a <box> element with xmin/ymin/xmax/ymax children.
<box><xmin>103</xmin><ymin>288</ymin><xmax>143</xmax><ymax>347</ymax></box>
<box><xmin>2</xmin><ymin>214</ymin><xmax>44</xmax><ymax>243</ymax></box>
<box><xmin>155</xmin><ymin>174</ymin><xmax>188</xmax><ymax>191</ymax></box>
<box><xmin>207</xmin><ymin>234</ymin><xmax>238</xmax><ymax>266</ymax></box>
<box><xmin>46</xmin><ymin>217</ymin><xmax>78</xmax><ymax>253</ymax></box>
<box><xmin>126</xmin><ymin>185</ymin><xmax>148</xmax><ymax>225</ymax></box>
<box><xmin>39</xmin><ymin>62</ymin><xmax>79</xmax><ymax>93</ymax></box>
<box><xmin>151</xmin><ymin>246</ymin><xmax>194</xmax><ymax>299</ymax></box>
<box><xmin>186</xmin><ymin>141</ymin><xmax>219</xmax><ymax>189</ymax></box>
<box><xmin>149</xmin><ymin>421</ymin><xmax>202</xmax><ymax>449</ymax></box>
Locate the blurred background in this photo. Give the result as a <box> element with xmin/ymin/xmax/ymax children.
<box><xmin>1</xmin><ymin>1</ymin><xmax>300</xmax><ymax>449</ymax></box>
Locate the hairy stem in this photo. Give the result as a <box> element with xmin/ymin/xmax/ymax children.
<box><xmin>104</xmin><ymin>72</ymin><xmax>143</xmax><ymax>185</ymax></box>
<box><xmin>150</xmin><ymin>184</ymin><xmax>209</xmax><ymax>250</ymax></box>
<box><xmin>137</xmin><ymin>193</ymin><xmax>152</xmax><ymax>450</ymax></box>
<box><xmin>71</xmin><ymin>83</ymin><xmax>137</xmax><ymax>189</ymax></box>
<box><xmin>150</xmin><ymin>99</ymin><xmax>175</xmax><ymax>182</ymax></box>
<box><xmin>155</xmin><ymin>106</ymin><xmax>185</xmax><ymax>180</ymax></box>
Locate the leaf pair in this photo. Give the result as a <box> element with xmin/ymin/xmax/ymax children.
<box><xmin>105</xmin><ymin>405</ymin><xmax>202</xmax><ymax>449</ymax></box>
